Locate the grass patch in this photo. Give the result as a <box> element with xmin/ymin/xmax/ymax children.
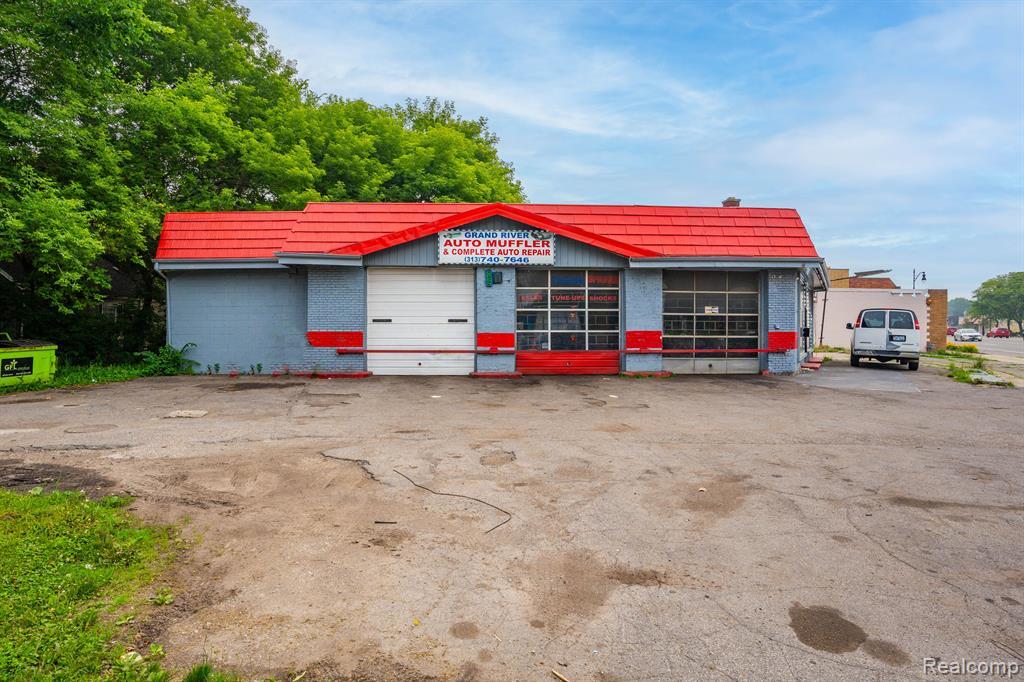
<box><xmin>945</xmin><ymin>358</ymin><xmax>1013</xmax><ymax>387</ymax></box>
<box><xmin>0</xmin><ymin>363</ymin><xmax>150</xmax><ymax>396</ymax></box>
<box><xmin>926</xmin><ymin>345</ymin><xmax>982</xmax><ymax>360</ymax></box>
<box><xmin>0</xmin><ymin>489</ymin><xmax>238</xmax><ymax>680</ymax></box>
<box><xmin>813</xmin><ymin>344</ymin><xmax>846</xmax><ymax>353</ymax></box>
<box><xmin>0</xmin><ymin>489</ymin><xmax>172</xmax><ymax>679</ymax></box>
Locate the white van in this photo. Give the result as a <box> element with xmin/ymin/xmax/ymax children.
<box><xmin>847</xmin><ymin>308</ymin><xmax>921</xmax><ymax>370</ymax></box>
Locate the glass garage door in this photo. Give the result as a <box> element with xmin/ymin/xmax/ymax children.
<box><xmin>515</xmin><ymin>269</ymin><xmax>620</xmax><ymax>350</ymax></box>
<box><xmin>662</xmin><ymin>271</ymin><xmax>760</xmax><ymax>374</ymax></box>
<box><xmin>515</xmin><ymin>269</ymin><xmax>621</xmax><ymax>374</ymax></box>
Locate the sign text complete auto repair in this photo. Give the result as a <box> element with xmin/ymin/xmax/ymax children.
<box><xmin>439</xmin><ymin>228</ymin><xmax>555</xmax><ymax>265</ymax></box>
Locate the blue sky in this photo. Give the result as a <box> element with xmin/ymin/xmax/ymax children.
<box><xmin>244</xmin><ymin>0</ymin><xmax>1023</xmax><ymax>297</ymax></box>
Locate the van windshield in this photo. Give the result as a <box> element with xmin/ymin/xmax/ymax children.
<box><xmin>861</xmin><ymin>311</ymin><xmax>886</xmax><ymax>328</ymax></box>
<box><xmin>889</xmin><ymin>311</ymin><xmax>914</xmax><ymax>330</ymax></box>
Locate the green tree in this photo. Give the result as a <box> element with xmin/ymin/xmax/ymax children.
<box><xmin>947</xmin><ymin>297</ymin><xmax>971</xmax><ymax>320</ymax></box>
<box><xmin>0</xmin><ymin>0</ymin><xmax>524</xmax><ymax>360</ymax></box>
<box><xmin>968</xmin><ymin>272</ymin><xmax>1024</xmax><ymax>333</ymax></box>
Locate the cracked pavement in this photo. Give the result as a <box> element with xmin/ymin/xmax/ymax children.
<box><xmin>1</xmin><ymin>367</ymin><xmax>1022</xmax><ymax>680</ymax></box>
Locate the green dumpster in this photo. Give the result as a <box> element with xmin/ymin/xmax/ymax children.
<box><xmin>0</xmin><ymin>333</ymin><xmax>58</xmax><ymax>388</ymax></box>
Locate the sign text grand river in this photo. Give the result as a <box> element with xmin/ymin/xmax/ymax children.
<box><xmin>438</xmin><ymin>228</ymin><xmax>556</xmax><ymax>265</ymax></box>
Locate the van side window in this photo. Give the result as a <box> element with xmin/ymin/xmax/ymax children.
<box><xmin>861</xmin><ymin>310</ymin><xmax>886</xmax><ymax>328</ymax></box>
<box><xmin>889</xmin><ymin>311</ymin><xmax>914</xmax><ymax>330</ymax></box>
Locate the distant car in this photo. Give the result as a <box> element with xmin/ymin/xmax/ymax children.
<box><xmin>953</xmin><ymin>328</ymin><xmax>983</xmax><ymax>342</ymax></box>
<box><xmin>987</xmin><ymin>327</ymin><xmax>1011</xmax><ymax>338</ymax></box>
<box><xmin>946</xmin><ymin>326</ymin><xmax>958</xmax><ymax>336</ymax></box>
<box><xmin>846</xmin><ymin>308</ymin><xmax>920</xmax><ymax>370</ymax></box>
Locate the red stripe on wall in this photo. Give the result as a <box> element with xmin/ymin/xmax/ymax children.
<box><xmin>516</xmin><ymin>351</ymin><xmax>620</xmax><ymax>375</ymax></box>
<box><xmin>477</xmin><ymin>332</ymin><xmax>515</xmax><ymax>349</ymax></box>
<box><xmin>307</xmin><ymin>331</ymin><xmax>364</xmax><ymax>347</ymax></box>
<box><xmin>767</xmin><ymin>331</ymin><xmax>798</xmax><ymax>352</ymax></box>
<box><xmin>625</xmin><ymin>330</ymin><xmax>663</xmax><ymax>350</ymax></box>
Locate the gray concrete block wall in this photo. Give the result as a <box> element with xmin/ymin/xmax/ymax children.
<box><xmin>622</xmin><ymin>269</ymin><xmax>662</xmax><ymax>372</ymax></box>
<box><xmin>475</xmin><ymin>267</ymin><xmax>516</xmax><ymax>373</ymax></box>
<box><xmin>304</xmin><ymin>266</ymin><xmax>367</xmax><ymax>373</ymax></box>
<box><xmin>767</xmin><ymin>270</ymin><xmax>800</xmax><ymax>374</ymax></box>
<box><xmin>167</xmin><ymin>269</ymin><xmax>307</xmax><ymax>373</ymax></box>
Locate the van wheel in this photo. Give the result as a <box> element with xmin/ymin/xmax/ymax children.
<box><xmin>908</xmin><ymin>361</ymin><xmax>919</xmax><ymax>371</ymax></box>
<box><xmin>850</xmin><ymin>355</ymin><xmax>860</xmax><ymax>367</ymax></box>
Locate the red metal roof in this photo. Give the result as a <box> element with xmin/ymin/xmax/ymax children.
<box><xmin>156</xmin><ymin>202</ymin><xmax>819</xmax><ymax>260</ymax></box>
<box><xmin>157</xmin><ymin>211</ymin><xmax>302</xmax><ymax>260</ymax></box>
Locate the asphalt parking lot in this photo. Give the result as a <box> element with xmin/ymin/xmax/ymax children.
<box><xmin>1</xmin><ymin>366</ymin><xmax>1022</xmax><ymax>681</ymax></box>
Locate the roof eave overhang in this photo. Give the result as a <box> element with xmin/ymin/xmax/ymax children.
<box><xmin>325</xmin><ymin>202</ymin><xmax>661</xmax><ymax>259</ymax></box>
<box><xmin>154</xmin><ymin>258</ymin><xmax>287</xmax><ymax>271</ymax></box>
<box><xmin>629</xmin><ymin>256</ymin><xmax>824</xmax><ymax>268</ymax></box>
<box><xmin>631</xmin><ymin>256</ymin><xmax>828</xmax><ymax>290</ymax></box>
<box><xmin>274</xmin><ymin>252</ymin><xmax>364</xmax><ymax>267</ymax></box>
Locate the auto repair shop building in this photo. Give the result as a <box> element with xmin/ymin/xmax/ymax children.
<box><xmin>154</xmin><ymin>201</ymin><xmax>826</xmax><ymax>377</ymax></box>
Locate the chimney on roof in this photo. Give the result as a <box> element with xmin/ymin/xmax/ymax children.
<box><xmin>722</xmin><ymin>196</ymin><xmax>741</xmax><ymax>208</ymax></box>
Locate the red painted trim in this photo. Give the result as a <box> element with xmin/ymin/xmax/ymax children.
<box><xmin>767</xmin><ymin>331</ymin><xmax>798</xmax><ymax>352</ymax></box>
<box><xmin>516</xmin><ymin>350</ymin><xmax>620</xmax><ymax>375</ymax></box>
<box><xmin>329</xmin><ymin>203</ymin><xmax>661</xmax><ymax>259</ymax></box>
<box><xmin>307</xmin><ymin>331</ymin><xmax>363</xmax><ymax>347</ymax></box>
<box><xmin>337</xmin><ymin>348</ymin><xmax>513</xmax><ymax>354</ymax></box>
<box><xmin>477</xmin><ymin>332</ymin><xmax>515</xmax><ymax>349</ymax></box>
<box><xmin>469</xmin><ymin>372</ymin><xmax>523</xmax><ymax>379</ymax></box>
<box><xmin>625</xmin><ymin>330</ymin><xmax>663</xmax><ymax>350</ymax></box>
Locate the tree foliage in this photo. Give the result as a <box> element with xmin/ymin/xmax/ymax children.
<box><xmin>947</xmin><ymin>297</ymin><xmax>971</xmax><ymax>320</ymax></box>
<box><xmin>0</xmin><ymin>0</ymin><xmax>523</xmax><ymax>357</ymax></box>
<box><xmin>968</xmin><ymin>272</ymin><xmax>1024</xmax><ymax>332</ymax></box>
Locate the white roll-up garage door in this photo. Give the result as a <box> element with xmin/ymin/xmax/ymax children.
<box><xmin>366</xmin><ymin>268</ymin><xmax>475</xmax><ymax>375</ymax></box>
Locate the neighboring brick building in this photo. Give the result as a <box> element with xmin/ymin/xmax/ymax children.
<box><xmin>822</xmin><ymin>266</ymin><xmax>948</xmax><ymax>351</ymax></box>
<box><xmin>927</xmin><ymin>288</ymin><xmax>949</xmax><ymax>350</ymax></box>
<box><xmin>155</xmin><ymin>201</ymin><xmax>827</xmax><ymax>377</ymax></box>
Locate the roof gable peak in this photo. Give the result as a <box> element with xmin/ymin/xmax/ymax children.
<box><xmin>328</xmin><ymin>202</ymin><xmax>661</xmax><ymax>258</ymax></box>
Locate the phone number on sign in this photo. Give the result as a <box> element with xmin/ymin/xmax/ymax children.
<box><xmin>448</xmin><ymin>256</ymin><xmax>539</xmax><ymax>264</ymax></box>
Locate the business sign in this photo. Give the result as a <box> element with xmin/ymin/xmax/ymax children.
<box><xmin>438</xmin><ymin>228</ymin><xmax>555</xmax><ymax>265</ymax></box>
<box><xmin>1</xmin><ymin>356</ymin><xmax>33</xmax><ymax>377</ymax></box>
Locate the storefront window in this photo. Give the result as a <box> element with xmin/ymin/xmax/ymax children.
<box><xmin>663</xmin><ymin>271</ymin><xmax>760</xmax><ymax>358</ymax></box>
<box><xmin>516</xmin><ymin>270</ymin><xmax>620</xmax><ymax>350</ymax></box>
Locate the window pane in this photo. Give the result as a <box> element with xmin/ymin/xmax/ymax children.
<box><xmin>663</xmin><ymin>292</ymin><xmax>694</xmax><ymax>314</ymax></box>
<box><xmin>727</xmin><ymin>316</ymin><xmax>759</xmax><ymax>336</ymax></box>
<box><xmin>516</xmin><ymin>332</ymin><xmax>548</xmax><ymax>350</ymax></box>
<box><xmin>862</xmin><ymin>310</ymin><xmax>886</xmax><ymax>328</ymax></box>
<box><xmin>551</xmin><ymin>332</ymin><xmax>585</xmax><ymax>350</ymax></box>
<box><xmin>516</xmin><ymin>289</ymin><xmax>547</xmax><ymax>309</ymax></box>
<box><xmin>588</xmin><ymin>311</ymin><xmax>618</xmax><ymax>331</ymax></box>
<box><xmin>728</xmin><ymin>337</ymin><xmax>758</xmax><ymax>355</ymax></box>
<box><xmin>695</xmin><ymin>316</ymin><xmax>727</xmax><ymax>336</ymax></box>
<box><xmin>664</xmin><ymin>337</ymin><xmax>694</xmax><ymax>350</ymax></box>
<box><xmin>551</xmin><ymin>270</ymin><xmax>585</xmax><ymax>287</ymax></box>
<box><xmin>889</xmin><ymin>311</ymin><xmax>914</xmax><ymax>329</ymax></box>
<box><xmin>728</xmin><ymin>272</ymin><xmax>759</xmax><ymax>292</ymax></box>
<box><xmin>517</xmin><ymin>311</ymin><xmax>547</xmax><ymax>331</ymax></box>
<box><xmin>550</xmin><ymin>289</ymin><xmax>586</xmax><ymax>308</ymax></box>
<box><xmin>516</xmin><ymin>270</ymin><xmax>547</xmax><ymax>287</ymax></box>
<box><xmin>588</xmin><ymin>290</ymin><xmax>619</xmax><ymax>309</ymax></box>
<box><xmin>728</xmin><ymin>293</ymin><xmax>758</xmax><ymax>314</ymax></box>
<box><xmin>588</xmin><ymin>333</ymin><xmax>619</xmax><ymax>350</ymax></box>
<box><xmin>663</xmin><ymin>271</ymin><xmax>694</xmax><ymax>291</ymax></box>
<box><xmin>663</xmin><ymin>315</ymin><xmax>694</xmax><ymax>336</ymax></box>
<box><xmin>551</xmin><ymin>310</ymin><xmax>585</xmax><ymax>330</ymax></box>
<box><xmin>695</xmin><ymin>272</ymin><xmax>728</xmax><ymax>291</ymax></box>
<box><xmin>587</xmin><ymin>270</ymin><xmax>619</xmax><ymax>288</ymax></box>
<box><xmin>696</xmin><ymin>292</ymin><xmax>727</xmax><ymax>314</ymax></box>
<box><xmin>695</xmin><ymin>336</ymin><xmax>727</xmax><ymax>358</ymax></box>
